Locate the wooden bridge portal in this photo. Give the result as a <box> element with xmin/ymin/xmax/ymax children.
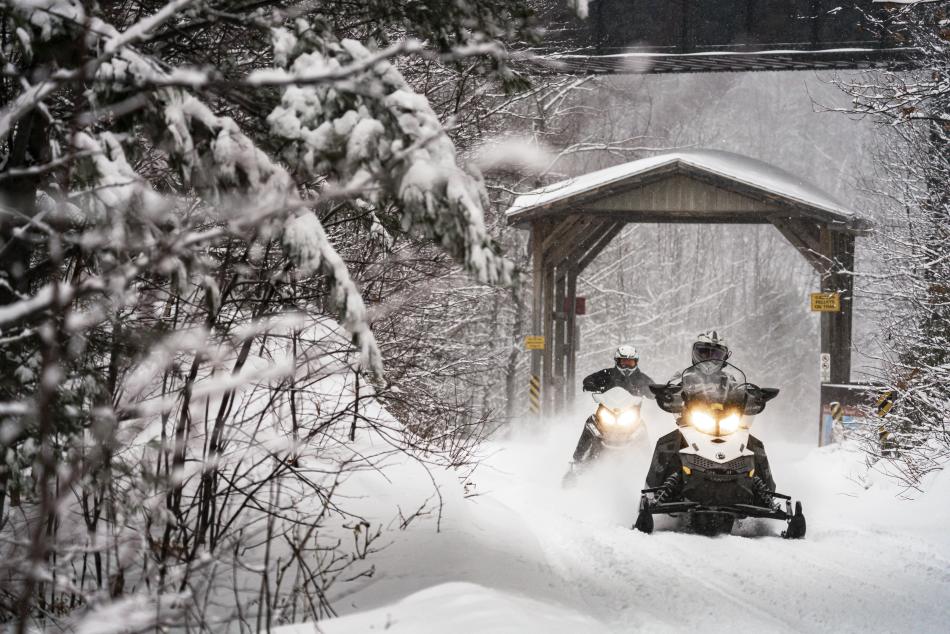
<box><xmin>506</xmin><ymin>150</ymin><xmax>869</xmax><ymax>418</ymax></box>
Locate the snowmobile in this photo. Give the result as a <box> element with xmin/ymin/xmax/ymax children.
<box><xmin>563</xmin><ymin>387</ymin><xmax>648</xmax><ymax>486</ymax></box>
<box><xmin>632</xmin><ymin>367</ymin><xmax>806</xmax><ymax>538</ymax></box>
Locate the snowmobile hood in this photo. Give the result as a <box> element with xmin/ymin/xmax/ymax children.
<box><xmin>679</xmin><ymin>424</ymin><xmax>754</xmax><ymax>464</ymax></box>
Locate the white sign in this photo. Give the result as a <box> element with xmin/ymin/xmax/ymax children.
<box><xmin>819</xmin><ymin>353</ymin><xmax>831</xmax><ymax>383</ymax></box>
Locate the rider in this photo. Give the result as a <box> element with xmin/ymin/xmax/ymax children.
<box><xmin>671</xmin><ymin>330</ymin><xmax>740</xmax><ymax>400</ymax></box>
<box><xmin>646</xmin><ymin>331</ymin><xmax>776</xmax><ymax>495</ymax></box>
<box><xmin>571</xmin><ymin>345</ymin><xmax>654</xmax><ymax>463</ymax></box>
<box><xmin>581</xmin><ymin>345</ymin><xmax>655</xmax><ymax>398</ymax></box>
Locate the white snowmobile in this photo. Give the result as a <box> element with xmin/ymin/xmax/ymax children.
<box><xmin>633</xmin><ymin>367</ymin><xmax>806</xmax><ymax>538</ymax></box>
<box><xmin>563</xmin><ymin>387</ymin><xmax>648</xmax><ymax>485</ymax></box>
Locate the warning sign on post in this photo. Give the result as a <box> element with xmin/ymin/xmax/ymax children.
<box><xmin>810</xmin><ymin>292</ymin><xmax>841</xmax><ymax>312</ymax></box>
<box><xmin>524</xmin><ymin>336</ymin><xmax>545</xmax><ymax>350</ymax></box>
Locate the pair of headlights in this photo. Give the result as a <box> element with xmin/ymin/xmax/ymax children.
<box><xmin>596</xmin><ymin>405</ymin><xmax>640</xmax><ymax>428</ymax></box>
<box><xmin>687</xmin><ymin>407</ymin><xmax>743</xmax><ymax>436</ymax></box>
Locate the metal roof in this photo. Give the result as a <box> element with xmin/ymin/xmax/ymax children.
<box><xmin>506</xmin><ymin>150</ymin><xmax>869</xmax><ymax>233</ymax></box>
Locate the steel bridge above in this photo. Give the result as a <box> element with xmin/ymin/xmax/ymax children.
<box><xmin>535</xmin><ymin>0</ymin><xmax>915</xmax><ymax>74</ymax></box>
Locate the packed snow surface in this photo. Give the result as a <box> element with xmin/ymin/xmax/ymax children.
<box><xmin>506</xmin><ymin>150</ymin><xmax>856</xmax><ymax>221</ymax></box>
<box><xmin>280</xmin><ymin>402</ymin><xmax>950</xmax><ymax>633</ymax></box>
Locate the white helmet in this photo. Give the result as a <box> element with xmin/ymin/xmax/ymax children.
<box><xmin>615</xmin><ymin>345</ymin><xmax>639</xmax><ymax>374</ymax></box>
<box><xmin>691</xmin><ymin>330</ymin><xmax>730</xmax><ymax>366</ymax></box>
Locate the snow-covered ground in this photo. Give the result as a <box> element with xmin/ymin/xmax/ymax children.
<box><xmin>281</xmin><ymin>399</ymin><xmax>950</xmax><ymax>633</ymax></box>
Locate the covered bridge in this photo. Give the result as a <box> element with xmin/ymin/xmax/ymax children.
<box><xmin>506</xmin><ymin>150</ymin><xmax>869</xmax><ymax>419</ymax></box>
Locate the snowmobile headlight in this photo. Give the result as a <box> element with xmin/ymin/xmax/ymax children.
<box><xmin>718</xmin><ymin>412</ymin><xmax>742</xmax><ymax>435</ymax></box>
<box><xmin>688</xmin><ymin>408</ymin><xmax>717</xmax><ymax>435</ymax></box>
<box><xmin>596</xmin><ymin>405</ymin><xmax>616</xmax><ymax>426</ymax></box>
<box><xmin>616</xmin><ymin>409</ymin><xmax>639</xmax><ymax>428</ymax></box>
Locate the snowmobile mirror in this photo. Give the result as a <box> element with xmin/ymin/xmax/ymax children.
<box><xmin>649</xmin><ymin>383</ymin><xmax>681</xmax><ymax>396</ymax></box>
<box><xmin>741</xmin><ymin>385</ymin><xmax>779</xmax><ymax>415</ymax></box>
<box><xmin>649</xmin><ymin>383</ymin><xmax>683</xmax><ymax>414</ymax></box>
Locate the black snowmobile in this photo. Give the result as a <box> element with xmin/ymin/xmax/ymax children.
<box><xmin>633</xmin><ymin>367</ymin><xmax>806</xmax><ymax>538</ymax></box>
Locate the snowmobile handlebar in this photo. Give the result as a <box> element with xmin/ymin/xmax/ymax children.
<box><xmin>649</xmin><ymin>380</ymin><xmax>779</xmax><ymax>415</ymax></box>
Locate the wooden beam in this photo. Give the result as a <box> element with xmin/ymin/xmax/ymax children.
<box><xmin>542</xmin><ymin>214</ymin><xmax>584</xmax><ymax>253</ymax></box>
<box><xmin>571</xmin><ymin>209</ymin><xmax>772</xmax><ymax>225</ymax></box>
<box><xmin>555</xmin><ymin>220</ymin><xmax>614</xmax><ymax>281</ymax></box>
<box><xmin>771</xmin><ymin>217</ymin><xmax>826</xmax><ymax>273</ymax></box>
<box><xmin>578</xmin><ymin>223</ymin><xmax>625</xmax><ymax>274</ymax></box>
<box><xmin>544</xmin><ymin>216</ymin><xmax>601</xmax><ymax>267</ymax></box>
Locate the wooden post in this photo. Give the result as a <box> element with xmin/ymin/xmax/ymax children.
<box><xmin>542</xmin><ymin>261</ymin><xmax>556</xmax><ymax>415</ymax></box>
<box><xmin>819</xmin><ymin>226</ymin><xmax>832</xmax><ymax>379</ymax></box>
<box><xmin>818</xmin><ymin>226</ymin><xmax>855</xmax><ymax>445</ymax></box>
<box><xmin>819</xmin><ymin>226</ymin><xmax>854</xmax><ymax>385</ymax></box>
<box><xmin>544</xmin><ymin>216</ymin><xmax>606</xmax><ymax>415</ymax></box>
<box><xmin>831</xmin><ymin>231</ymin><xmax>855</xmax><ymax>384</ymax></box>
<box><xmin>530</xmin><ymin>221</ymin><xmax>544</xmax><ymax>418</ymax></box>
<box><xmin>554</xmin><ymin>271</ymin><xmax>566</xmax><ymax>413</ymax></box>
<box><xmin>565</xmin><ymin>265</ymin><xmax>579</xmax><ymax>408</ymax></box>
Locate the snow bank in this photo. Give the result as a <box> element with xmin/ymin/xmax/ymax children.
<box><xmin>280</xmin><ymin>582</ymin><xmax>608</xmax><ymax>633</ymax></box>
<box><xmin>277</xmin><ymin>408</ymin><xmax>950</xmax><ymax>634</ymax></box>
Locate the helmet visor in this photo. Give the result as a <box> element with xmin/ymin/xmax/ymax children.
<box><xmin>693</xmin><ymin>343</ymin><xmax>728</xmax><ymax>363</ymax></box>
<box><xmin>616</xmin><ymin>357</ymin><xmax>638</xmax><ymax>369</ymax></box>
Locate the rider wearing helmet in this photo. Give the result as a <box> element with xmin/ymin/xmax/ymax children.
<box><xmin>691</xmin><ymin>330</ymin><xmax>731</xmax><ymax>366</ymax></box>
<box><xmin>678</xmin><ymin>331</ymin><xmax>738</xmax><ymax>399</ymax></box>
<box><xmin>570</xmin><ymin>345</ymin><xmax>655</xmax><ymax>465</ymax></box>
<box><xmin>581</xmin><ymin>345</ymin><xmax>655</xmax><ymax>398</ymax></box>
<box><xmin>646</xmin><ymin>330</ymin><xmax>775</xmax><ymax>492</ymax></box>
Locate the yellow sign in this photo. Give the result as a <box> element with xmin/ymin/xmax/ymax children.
<box><xmin>525</xmin><ymin>336</ymin><xmax>545</xmax><ymax>350</ymax></box>
<box><xmin>810</xmin><ymin>292</ymin><xmax>840</xmax><ymax>312</ymax></box>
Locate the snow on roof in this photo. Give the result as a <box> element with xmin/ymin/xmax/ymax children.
<box><xmin>507</xmin><ymin>149</ymin><xmax>858</xmax><ymax>225</ymax></box>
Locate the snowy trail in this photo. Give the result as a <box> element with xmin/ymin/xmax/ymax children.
<box><xmin>306</xmin><ymin>405</ymin><xmax>950</xmax><ymax>634</ymax></box>
<box><xmin>476</xmin><ymin>413</ymin><xmax>950</xmax><ymax>633</ymax></box>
